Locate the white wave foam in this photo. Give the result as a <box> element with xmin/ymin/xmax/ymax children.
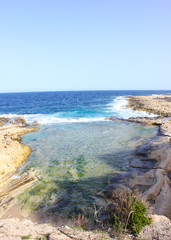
<box><xmin>0</xmin><ymin>113</ymin><xmax>105</xmax><ymax>125</ymax></box>
<box><xmin>106</xmin><ymin>96</ymin><xmax>157</xmax><ymax>118</ymax></box>
<box><xmin>106</xmin><ymin>96</ymin><xmax>128</xmax><ymax>112</ymax></box>
<box><xmin>0</xmin><ymin>113</ymin><xmax>20</xmax><ymax>119</ymax></box>
<box><xmin>0</xmin><ymin>96</ymin><xmax>158</xmax><ymax>125</ymax></box>
<box><xmin>31</xmin><ymin>116</ymin><xmax>105</xmax><ymax>124</ymax></box>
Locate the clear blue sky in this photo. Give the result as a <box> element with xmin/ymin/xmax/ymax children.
<box><xmin>0</xmin><ymin>0</ymin><xmax>170</xmax><ymax>92</ymax></box>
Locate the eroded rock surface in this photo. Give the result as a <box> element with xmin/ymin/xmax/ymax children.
<box><xmin>138</xmin><ymin>214</ymin><xmax>171</xmax><ymax>240</ymax></box>
<box><xmin>0</xmin><ymin>215</ymin><xmax>170</xmax><ymax>240</ymax></box>
<box><xmin>0</xmin><ymin>118</ymin><xmax>38</xmax><ymax>217</ymax></box>
<box><xmin>0</xmin><ymin>218</ymin><xmax>114</xmax><ymax>240</ymax></box>
<box><xmin>127</xmin><ymin>94</ymin><xmax>171</xmax><ymax>117</ymax></box>
<box><xmin>104</xmin><ymin>96</ymin><xmax>171</xmax><ymax>220</ymax></box>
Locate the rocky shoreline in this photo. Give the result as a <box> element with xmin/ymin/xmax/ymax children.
<box><xmin>0</xmin><ymin>94</ymin><xmax>171</xmax><ymax>239</ymax></box>
<box><xmin>103</xmin><ymin>117</ymin><xmax>171</xmax><ymax>218</ymax></box>
<box><xmin>126</xmin><ymin>94</ymin><xmax>171</xmax><ymax>117</ymax></box>
<box><xmin>0</xmin><ymin>214</ymin><xmax>170</xmax><ymax>240</ymax></box>
<box><xmin>103</xmin><ymin>95</ymin><xmax>171</xmax><ymax>220</ymax></box>
<box><xmin>0</xmin><ymin>117</ymin><xmax>38</xmax><ymax>218</ymax></box>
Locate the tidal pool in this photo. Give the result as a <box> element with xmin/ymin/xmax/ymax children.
<box><xmin>18</xmin><ymin>121</ymin><xmax>157</xmax><ymax>220</ymax></box>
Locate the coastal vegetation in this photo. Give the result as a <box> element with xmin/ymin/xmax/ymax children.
<box><xmin>99</xmin><ymin>192</ymin><xmax>152</xmax><ymax>236</ymax></box>
<box><xmin>72</xmin><ymin>191</ymin><xmax>152</xmax><ymax>237</ymax></box>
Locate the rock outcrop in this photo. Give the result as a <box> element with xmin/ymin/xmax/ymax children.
<box><xmin>0</xmin><ymin>218</ymin><xmax>114</xmax><ymax>240</ymax></box>
<box><xmin>0</xmin><ymin>215</ymin><xmax>170</xmax><ymax>240</ymax></box>
<box><xmin>0</xmin><ymin>118</ymin><xmax>38</xmax><ymax>217</ymax></box>
<box><xmin>103</xmin><ymin>96</ymin><xmax>171</xmax><ymax>219</ymax></box>
<box><xmin>127</xmin><ymin>94</ymin><xmax>171</xmax><ymax>117</ymax></box>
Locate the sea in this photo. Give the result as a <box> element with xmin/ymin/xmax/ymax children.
<box><xmin>0</xmin><ymin>90</ymin><xmax>170</xmax><ymax>221</ymax></box>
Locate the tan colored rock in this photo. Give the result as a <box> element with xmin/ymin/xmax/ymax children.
<box><xmin>106</xmin><ymin>96</ymin><xmax>171</xmax><ymax>220</ymax></box>
<box><xmin>0</xmin><ymin>215</ymin><xmax>170</xmax><ymax>240</ymax></box>
<box><xmin>0</xmin><ymin>218</ymin><xmax>114</xmax><ymax>240</ymax></box>
<box><xmin>138</xmin><ymin>214</ymin><xmax>171</xmax><ymax>240</ymax></box>
<box><xmin>127</xmin><ymin>94</ymin><xmax>171</xmax><ymax>117</ymax></box>
<box><xmin>0</xmin><ymin>117</ymin><xmax>38</xmax><ymax>217</ymax></box>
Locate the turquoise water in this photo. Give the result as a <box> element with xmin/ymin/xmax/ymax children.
<box><xmin>19</xmin><ymin>121</ymin><xmax>157</xmax><ymax>219</ymax></box>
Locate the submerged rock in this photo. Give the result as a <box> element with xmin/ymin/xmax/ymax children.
<box><xmin>98</xmin><ymin>184</ymin><xmax>131</xmax><ymax>199</ymax></box>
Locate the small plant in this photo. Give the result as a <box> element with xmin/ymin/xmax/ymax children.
<box><xmin>95</xmin><ymin>191</ymin><xmax>151</xmax><ymax>236</ymax></box>
<box><xmin>72</xmin><ymin>213</ymin><xmax>88</xmax><ymax>230</ymax></box>
<box><xmin>21</xmin><ymin>235</ymin><xmax>31</xmax><ymax>240</ymax></box>
<box><xmin>35</xmin><ymin>235</ymin><xmax>49</xmax><ymax>240</ymax></box>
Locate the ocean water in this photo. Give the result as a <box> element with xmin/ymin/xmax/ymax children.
<box><xmin>0</xmin><ymin>90</ymin><xmax>170</xmax><ymax>220</ymax></box>
<box><xmin>0</xmin><ymin>90</ymin><xmax>170</xmax><ymax>123</ymax></box>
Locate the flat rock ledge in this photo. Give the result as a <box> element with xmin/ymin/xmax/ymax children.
<box><xmin>0</xmin><ymin>214</ymin><xmax>170</xmax><ymax>240</ymax></box>
<box><xmin>126</xmin><ymin>94</ymin><xmax>171</xmax><ymax>117</ymax></box>
<box><xmin>0</xmin><ymin>217</ymin><xmax>114</xmax><ymax>240</ymax></box>
<box><xmin>0</xmin><ymin>117</ymin><xmax>38</xmax><ymax>217</ymax></box>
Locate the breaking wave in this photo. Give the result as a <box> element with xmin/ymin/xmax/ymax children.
<box><xmin>0</xmin><ymin>96</ymin><xmax>158</xmax><ymax>125</ymax></box>
<box><xmin>105</xmin><ymin>96</ymin><xmax>157</xmax><ymax>118</ymax></box>
<box><xmin>0</xmin><ymin>113</ymin><xmax>105</xmax><ymax>125</ymax></box>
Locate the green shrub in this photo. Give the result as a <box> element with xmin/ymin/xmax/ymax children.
<box><xmin>126</xmin><ymin>195</ymin><xmax>152</xmax><ymax>235</ymax></box>
<box><xmin>97</xmin><ymin>192</ymin><xmax>151</xmax><ymax>235</ymax></box>
<box><xmin>21</xmin><ymin>236</ymin><xmax>31</xmax><ymax>240</ymax></box>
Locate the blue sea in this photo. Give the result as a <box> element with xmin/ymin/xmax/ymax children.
<box><xmin>1</xmin><ymin>90</ymin><xmax>170</xmax><ymax>122</ymax></box>
<box><xmin>0</xmin><ymin>90</ymin><xmax>170</xmax><ymax>222</ymax></box>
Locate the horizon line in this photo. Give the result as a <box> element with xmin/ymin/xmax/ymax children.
<box><xmin>0</xmin><ymin>89</ymin><xmax>171</xmax><ymax>94</ymax></box>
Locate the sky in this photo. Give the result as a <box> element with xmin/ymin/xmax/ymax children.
<box><xmin>0</xmin><ymin>0</ymin><xmax>171</xmax><ymax>92</ymax></box>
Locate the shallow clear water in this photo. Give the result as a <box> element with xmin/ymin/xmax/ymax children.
<box><xmin>19</xmin><ymin>121</ymin><xmax>157</xmax><ymax>218</ymax></box>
